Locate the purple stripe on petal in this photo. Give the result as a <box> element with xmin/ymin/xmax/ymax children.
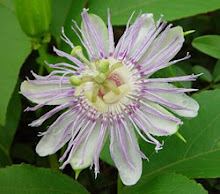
<box><xmin>107</xmin><ymin>9</ymin><xmax>115</xmax><ymax>56</ymax></box>
<box><xmin>131</xmin><ymin>21</ymin><xmax>167</xmax><ymax>64</ymax></box>
<box><xmin>141</xmin><ymin>86</ymin><xmax>198</xmax><ymax>93</ymax></box>
<box><xmin>139</xmin><ymin>74</ymin><xmax>200</xmax><ymax>84</ymax></box>
<box><xmin>60</xmin><ymin>27</ymin><xmax>74</xmax><ymax>48</ymax></box>
<box><xmin>140</xmin><ymin>91</ymin><xmax>189</xmax><ymax>110</ymax></box>
<box><xmin>93</xmin><ymin>118</ymin><xmax>108</xmax><ymax>177</ymax></box>
<box><xmin>53</xmin><ymin>46</ymin><xmax>84</xmax><ymax>68</ymax></box>
<box><xmin>28</xmin><ymin>101</ymin><xmax>74</xmax><ymax>127</ymax></box>
<box><xmin>81</xmin><ymin>10</ymin><xmax>106</xmax><ymax>58</ymax></box>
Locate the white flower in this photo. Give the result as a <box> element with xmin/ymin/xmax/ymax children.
<box><xmin>21</xmin><ymin>9</ymin><xmax>199</xmax><ymax>185</ymax></box>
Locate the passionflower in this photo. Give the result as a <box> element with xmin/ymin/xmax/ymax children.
<box><xmin>21</xmin><ymin>9</ymin><xmax>199</xmax><ymax>185</ymax></box>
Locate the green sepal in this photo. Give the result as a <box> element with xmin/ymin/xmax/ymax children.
<box><xmin>74</xmin><ymin>169</ymin><xmax>82</xmax><ymax>180</ymax></box>
<box><xmin>175</xmin><ymin>132</ymin><xmax>187</xmax><ymax>143</ymax></box>
<box><xmin>183</xmin><ymin>30</ymin><xmax>195</xmax><ymax>36</ymax></box>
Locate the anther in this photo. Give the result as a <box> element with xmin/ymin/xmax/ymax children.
<box><xmin>71</xmin><ymin>46</ymin><xmax>93</xmax><ymax>70</ymax></box>
<box><xmin>99</xmin><ymin>61</ymin><xmax>109</xmax><ymax>73</ymax></box>
<box><xmin>69</xmin><ymin>75</ymin><xmax>81</xmax><ymax>86</ymax></box>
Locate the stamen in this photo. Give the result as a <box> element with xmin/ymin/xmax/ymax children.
<box><xmin>70</xmin><ymin>76</ymin><xmax>82</xmax><ymax>86</ymax></box>
<box><xmin>71</xmin><ymin>46</ymin><xmax>93</xmax><ymax>70</ymax></box>
<box><xmin>99</xmin><ymin>60</ymin><xmax>109</xmax><ymax>73</ymax></box>
<box><xmin>81</xmin><ymin>77</ymin><xmax>94</xmax><ymax>83</ymax></box>
<box><xmin>92</xmin><ymin>85</ymin><xmax>100</xmax><ymax>103</ymax></box>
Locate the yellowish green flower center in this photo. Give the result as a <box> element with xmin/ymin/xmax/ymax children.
<box><xmin>69</xmin><ymin>46</ymin><xmax>133</xmax><ymax>111</ymax></box>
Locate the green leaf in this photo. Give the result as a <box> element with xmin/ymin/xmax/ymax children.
<box><xmin>0</xmin><ymin>4</ymin><xmax>31</xmax><ymax>126</ymax></box>
<box><xmin>192</xmin><ymin>35</ymin><xmax>220</xmax><ymax>59</ymax></box>
<box><xmin>51</xmin><ymin>0</ymin><xmax>87</xmax><ymax>51</ymax></box>
<box><xmin>0</xmin><ymin>84</ymin><xmax>21</xmax><ymax>149</ymax></box>
<box><xmin>0</xmin><ymin>0</ymin><xmax>15</xmax><ymax>12</ymax></box>
<box><xmin>0</xmin><ymin>84</ymin><xmax>21</xmax><ymax>167</ymax></box>
<box><xmin>121</xmin><ymin>173</ymin><xmax>207</xmax><ymax>194</ymax></box>
<box><xmin>0</xmin><ymin>164</ymin><xmax>89</xmax><ymax>194</ymax></box>
<box><xmin>51</xmin><ymin>0</ymin><xmax>73</xmax><ymax>40</ymax></box>
<box><xmin>0</xmin><ymin>146</ymin><xmax>11</xmax><ymax>168</ymax></box>
<box><xmin>213</xmin><ymin>84</ymin><xmax>220</xmax><ymax>89</ymax></box>
<box><xmin>125</xmin><ymin>89</ymin><xmax>220</xmax><ymax>189</ymax></box>
<box><xmin>88</xmin><ymin>0</ymin><xmax>220</xmax><ymax>25</ymax></box>
<box><xmin>11</xmin><ymin>143</ymin><xmax>35</xmax><ymax>163</ymax></box>
<box><xmin>213</xmin><ymin>60</ymin><xmax>220</xmax><ymax>82</ymax></box>
<box><xmin>192</xmin><ymin>65</ymin><xmax>213</xmax><ymax>82</ymax></box>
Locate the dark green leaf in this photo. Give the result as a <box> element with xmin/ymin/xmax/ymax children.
<box><xmin>0</xmin><ymin>4</ymin><xmax>31</xmax><ymax>126</ymax></box>
<box><xmin>192</xmin><ymin>35</ymin><xmax>220</xmax><ymax>59</ymax></box>
<box><xmin>121</xmin><ymin>173</ymin><xmax>207</xmax><ymax>194</ymax></box>
<box><xmin>88</xmin><ymin>0</ymin><xmax>220</xmax><ymax>25</ymax></box>
<box><xmin>127</xmin><ymin>89</ymin><xmax>220</xmax><ymax>190</ymax></box>
<box><xmin>11</xmin><ymin>143</ymin><xmax>35</xmax><ymax>163</ymax></box>
<box><xmin>51</xmin><ymin>0</ymin><xmax>73</xmax><ymax>41</ymax></box>
<box><xmin>0</xmin><ymin>164</ymin><xmax>89</xmax><ymax>194</ymax></box>
<box><xmin>51</xmin><ymin>0</ymin><xmax>87</xmax><ymax>51</ymax></box>
<box><xmin>0</xmin><ymin>85</ymin><xmax>21</xmax><ymax>167</ymax></box>
<box><xmin>213</xmin><ymin>84</ymin><xmax>220</xmax><ymax>89</ymax></box>
<box><xmin>0</xmin><ymin>146</ymin><xmax>11</xmax><ymax>167</ymax></box>
<box><xmin>192</xmin><ymin>65</ymin><xmax>213</xmax><ymax>82</ymax></box>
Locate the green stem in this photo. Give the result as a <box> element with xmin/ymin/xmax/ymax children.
<box><xmin>37</xmin><ymin>44</ymin><xmax>52</xmax><ymax>73</ymax></box>
<box><xmin>37</xmin><ymin>44</ymin><xmax>47</xmax><ymax>75</ymax></box>
<box><xmin>48</xmin><ymin>154</ymin><xmax>60</xmax><ymax>172</ymax></box>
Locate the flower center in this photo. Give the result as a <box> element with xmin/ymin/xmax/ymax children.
<box><xmin>69</xmin><ymin>46</ymin><xmax>133</xmax><ymax>111</ymax></box>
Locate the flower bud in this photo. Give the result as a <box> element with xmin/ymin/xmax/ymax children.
<box><xmin>15</xmin><ymin>0</ymin><xmax>51</xmax><ymax>38</ymax></box>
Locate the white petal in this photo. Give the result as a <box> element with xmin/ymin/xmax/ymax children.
<box><xmin>70</xmin><ymin>121</ymin><xmax>103</xmax><ymax>170</ymax></box>
<box><xmin>142</xmin><ymin>26</ymin><xmax>184</xmax><ymax>68</ymax></box>
<box><xmin>129</xmin><ymin>14</ymin><xmax>156</xmax><ymax>54</ymax></box>
<box><xmin>36</xmin><ymin>113</ymin><xmax>73</xmax><ymax>156</ymax></box>
<box><xmin>140</xmin><ymin>101</ymin><xmax>179</xmax><ymax>136</ymax></box>
<box><xmin>155</xmin><ymin>26</ymin><xmax>184</xmax><ymax>57</ymax></box>
<box><xmin>147</xmin><ymin>82</ymin><xmax>199</xmax><ymax>117</ymax></box>
<box><xmin>82</xmin><ymin>13</ymin><xmax>109</xmax><ymax>57</ymax></box>
<box><xmin>111</xmin><ymin>118</ymin><xmax>142</xmax><ymax>185</ymax></box>
<box><xmin>20</xmin><ymin>80</ymin><xmax>73</xmax><ymax>105</ymax></box>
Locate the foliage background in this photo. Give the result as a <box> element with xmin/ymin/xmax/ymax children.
<box><xmin>0</xmin><ymin>0</ymin><xmax>220</xmax><ymax>193</ymax></box>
